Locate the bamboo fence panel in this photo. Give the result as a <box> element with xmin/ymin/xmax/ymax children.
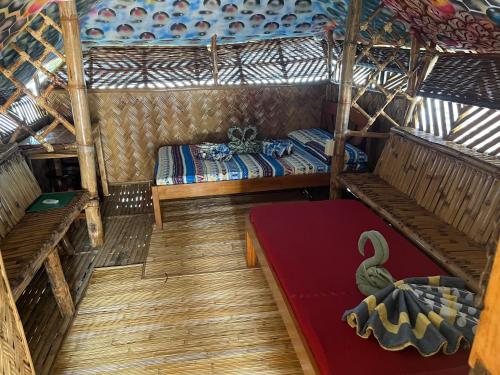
<box><xmin>0</xmin><ymin>145</ymin><xmax>41</xmax><ymax>239</ymax></box>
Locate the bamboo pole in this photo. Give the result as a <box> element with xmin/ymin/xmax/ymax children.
<box><xmin>210</xmin><ymin>35</ymin><xmax>219</xmax><ymax>85</ymax></box>
<box><xmin>44</xmin><ymin>248</ymin><xmax>75</xmax><ymax>317</ymax></box>
<box><xmin>329</xmin><ymin>0</ymin><xmax>362</xmax><ymax>199</ymax></box>
<box><xmin>325</xmin><ymin>30</ymin><xmax>335</xmax><ymax>101</ymax></box>
<box><xmin>59</xmin><ymin>0</ymin><xmax>104</xmax><ymax>246</ymax></box>
<box><xmin>403</xmin><ymin>36</ymin><xmax>422</xmax><ymax>127</ymax></box>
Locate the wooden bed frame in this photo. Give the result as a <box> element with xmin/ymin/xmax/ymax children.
<box><xmin>152</xmin><ymin>173</ymin><xmax>329</xmax><ymax>229</ymax></box>
<box><xmin>151</xmin><ymin>100</ymin><xmax>370</xmax><ymax>230</ymax></box>
<box><xmin>245</xmin><ymin>217</ymin><xmax>320</xmax><ymax>375</ymax></box>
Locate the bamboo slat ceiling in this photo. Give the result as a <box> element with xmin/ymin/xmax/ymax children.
<box><xmin>419</xmin><ymin>53</ymin><xmax>500</xmax><ymax>110</ymax></box>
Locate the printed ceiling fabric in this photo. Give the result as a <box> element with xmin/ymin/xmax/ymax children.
<box><xmin>79</xmin><ymin>0</ymin><xmax>369</xmax><ymax>45</ymax></box>
<box><xmin>79</xmin><ymin>0</ymin><xmax>500</xmax><ymax>51</ymax></box>
<box><xmin>0</xmin><ymin>0</ymin><xmax>499</xmax><ymax>55</ymax></box>
<box><xmin>383</xmin><ymin>0</ymin><xmax>500</xmax><ymax>52</ymax></box>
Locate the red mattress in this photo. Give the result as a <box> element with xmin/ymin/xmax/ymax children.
<box><xmin>250</xmin><ymin>199</ymin><xmax>469</xmax><ymax>375</ymax></box>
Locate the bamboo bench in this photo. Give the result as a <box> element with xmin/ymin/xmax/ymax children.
<box><xmin>338</xmin><ymin>127</ymin><xmax>499</xmax><ymax>293</ymax></box>
<box><xmin>0</xmin><ymin>144</ymin><xmax>90</xmax><ymax>318</ymax></box>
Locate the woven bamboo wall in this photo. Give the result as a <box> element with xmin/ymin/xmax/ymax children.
<box><xmin>50</xmin><ymin>84</ymin><xmax>326</xmax><ymax>183</ymax></box>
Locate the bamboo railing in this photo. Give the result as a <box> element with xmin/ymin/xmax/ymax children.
<box><xmin>0</xmin><ymin>145</ymin><xmax>41</xmax><ymax>239</ymax></box>
<box><xmin>330</xmin><ymin>1</ymin><xmax>431</xmax><ymax>197</ymax></box>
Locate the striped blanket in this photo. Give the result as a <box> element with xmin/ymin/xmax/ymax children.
<box><xmin>156</xmin><ymin>141</ymin><xmax>367</xmax><ymax>186</ymax></box>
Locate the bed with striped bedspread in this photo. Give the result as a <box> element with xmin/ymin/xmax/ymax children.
<box><xmin>155</xmin><ymin>141</ymin><xmax>366</xmax><ymax>186</ymax></box>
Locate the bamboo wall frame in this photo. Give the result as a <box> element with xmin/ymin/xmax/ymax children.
<box><xmin>0</xmin><ymin>7</ymin><xmax>75</xmax><ymax>152</ymax></box>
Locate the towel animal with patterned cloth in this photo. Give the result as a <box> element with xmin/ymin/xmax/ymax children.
<box><xmin>227</xmin><ymin>125</ymin><xmax>262</xmax><ymax>154</ymax></box>
<box><xmin>343</xmin><ymin>276</ymin><xmax>481</xmax><ymax>356</ymax></box>
<box><xmin>345</xmin><ymin>230</ymin><xmax>481</xmax><ymax>356</ymax></box>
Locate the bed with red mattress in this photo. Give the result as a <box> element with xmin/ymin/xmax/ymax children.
<box><xmin>246</xmin><ymin>199</ymin><xmax>470</xmax><ymax>375</ymax></box>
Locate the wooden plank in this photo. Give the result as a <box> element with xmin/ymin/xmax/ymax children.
<box><xmin>246</xmin><ymin>217</ymin><xmax>320</xmax><ymax>375</ymax></box>
<box><xmin>152</xmin><ymin>173</ymin><xmax>329</xmax><ymax>229</ymax></box>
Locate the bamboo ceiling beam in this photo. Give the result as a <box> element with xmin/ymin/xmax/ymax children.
<box><xmin>59</xmin><ymin>0</ymin><xmax>103</xmax><ymax>247</ymax></box>
<box><xmin>330</xmin><ymin>0</ymin><xmax>362</xmax><ymax>199</ymax></box>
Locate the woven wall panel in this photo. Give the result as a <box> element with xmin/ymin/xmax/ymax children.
<box><xmin>52</xmin><ymin>85</ymin><xmax>325</xmax><ymax>183</ymax></box>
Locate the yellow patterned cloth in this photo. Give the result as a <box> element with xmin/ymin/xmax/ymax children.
<box><xmin>343</xmin><ymin>276</ymin><xmax>480</xmax><ymax>356</ymax></box>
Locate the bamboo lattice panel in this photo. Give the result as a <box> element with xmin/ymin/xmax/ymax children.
<box><xmin>50</xmin><ymin>84</ymin><xmax>326</xmax><ymax>183</ymax></box>
<box><xmin>84</xmin><ymin>37</ymin><xmax>328</xmax><ymax>89</ymax></box>
<box><xmin>101</xmin><ymin>183</ymin><xmax>153</xmax><ymax>217</ymax></box>
<box><xmin>0</xmin><ymin>5</ymin><xmax>74</xmax><ymax>150</ymax></box>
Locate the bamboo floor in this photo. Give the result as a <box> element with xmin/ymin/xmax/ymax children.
<box><xmin>17</xmin><ymin>184</ymin><xmax>154</xmax><ymax>375</ymax></box>
<box><xmin>49</xmin><ymin>187</ymin><xmax>309</xmax><ymax>374</ymax></box>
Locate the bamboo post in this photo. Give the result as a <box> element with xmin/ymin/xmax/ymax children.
<box><xmin>210</xmin><ymin>35</ymin><xmax>219</xmax><ymax>85</ymax></box>
<box><xmin>330</xmin><ymin>0</ymin><xmax>362</xmax><ymax>199</ymax></box>
<box><xmin>325</xmin><ymin>30</ymin><xmax>335</xmax><ymax>101</ymax></box>
<box><xmin>59</xmin><ymin>0</ymin><xmax>103</xmax><ymax>246</ymax></box>
<box><xmin>403</xmin><ymin>36</ymin><xmax>422</xmax><ymax>127</ymax></box>
<box><xmin>44</xmin><ymin>248</ymin><xmax>75</xmax><ymax>317</ymax></box>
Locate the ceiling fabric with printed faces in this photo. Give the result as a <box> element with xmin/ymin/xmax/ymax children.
<box><xmin>79</xmin><ymin>0</ymin><xmax>390</xmax><ymax>46</ymax></box>
<box><xmin>0</xmin><ymin>0</ymin><xmax>498</xmax><ymax>55</ymax></box>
